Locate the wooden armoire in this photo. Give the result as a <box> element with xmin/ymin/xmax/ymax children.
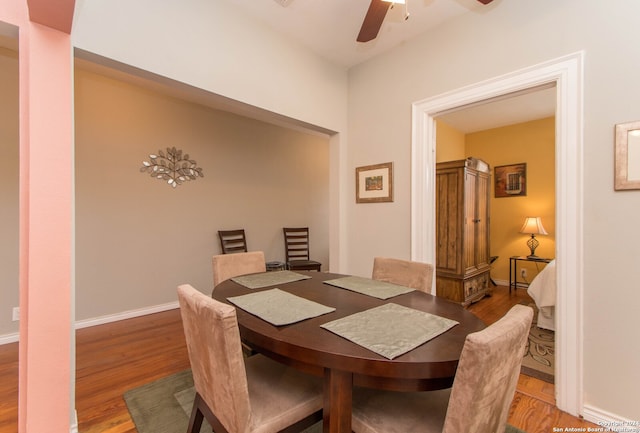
<box><xmin>435</xmin><ymin>157</ymin><xmax>491</xmax><ymax>306</ymax></box>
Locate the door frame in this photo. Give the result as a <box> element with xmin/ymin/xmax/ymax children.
<box><xmin>410</xmin><ymin>52</ymin><xmax>584</xmax><ymax>416</ymax></box>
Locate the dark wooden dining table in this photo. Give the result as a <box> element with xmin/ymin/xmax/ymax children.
<box><xmin>212</xmin><ymin>271</ymin><xmax>486</xmax><ymax>433</ymax></box>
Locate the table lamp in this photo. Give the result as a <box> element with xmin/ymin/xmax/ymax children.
<box><xmin>520</xmin><ymin>216</ymin><xmax>548</xmax><ymax>258</ymax></box>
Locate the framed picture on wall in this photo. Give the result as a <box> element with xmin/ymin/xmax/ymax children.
<box><xmin>356</xmin><ymin>162</ymin><xmax>393</xmax><ymax>203</ymax></box>
<box><xmin>495</xmin><ymin>163</ymin><xmax>527</xmax><ymax>198</ymax></box>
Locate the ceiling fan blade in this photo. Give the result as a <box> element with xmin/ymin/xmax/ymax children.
<box><xmin>357</xmin><ymin>0</ymin><xmax>392</xmax><ymax>43</ymax></box>
<box><xmin>477</xmin><ymin>0</ymin><xmax>494</xmax><ymax>4</ymax></box>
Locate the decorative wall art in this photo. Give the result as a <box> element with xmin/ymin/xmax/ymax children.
<box><xmin>614</xmin><ymin>120</ymin><xmax>640</xmax><ymax>190</ymax></box>
<box><xmin>494</xmin><ymin>163</ymin><xmax>527</xmax><ymax>198</ymax></box>
<box><xmin>356</xmin><ymin>162</ymin><xmax>393</xmax><ymax>203</ymax></box>
<box><xmin>140</xmin><ymin>147</ymin><xmax>204</xmax><ymax>188</ymax></box>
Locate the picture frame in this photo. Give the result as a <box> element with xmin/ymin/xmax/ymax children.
<box><xmin>356</xmin><ymin>162</ymin><xmax>393</xmax><ymax>203</ymax></box>
<box><xmin>494</xmin><ymin>163</ymin><xmax>527</xmax><ymax>198</ymax></box>
<box><xmin>614</xmin><ymin>120</ymin><xmax>640</xmax><ymax>190</ymax></box>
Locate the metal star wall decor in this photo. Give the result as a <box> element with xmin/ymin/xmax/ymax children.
<box><xmin>140</xmin><ymin>147</ymin><xmax>204</xmax><ymax>188</ymax></box>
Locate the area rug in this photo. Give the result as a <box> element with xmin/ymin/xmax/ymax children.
<box><xmin>124</xmin><ymin>369</ymin><xmax>210</xmax><ymax>433</ymax></box>
<box><xmin>520</xmin><ymin>303</ymin><xmax>555</xmax><ymax>383</ymax></box>
<box><xmin>124</xmin><ymin>369</ymin><xmax>526</xmax><ymax>433</ymax></box>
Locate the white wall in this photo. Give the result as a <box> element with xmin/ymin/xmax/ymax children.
<box><xmin>347</xmin><ymin>0</ymin><xmax>639</xmax><ymax>421</ymax></box>
<box><xmin>74</xmin><ymin>66</ymin><xmax>329</xmax><ymax>320</ymax></box>
<box><xmin>72</xmin><ymin>0</ymin><xmax>347</xmax><ymax>133</ymax></box>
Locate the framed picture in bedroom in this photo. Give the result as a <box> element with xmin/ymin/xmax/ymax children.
<box><xmin>356</xmin><ymin>162</ymin><xmax>393</xmax><ymax>203</ymax></box>
<box><xmin>495</xmin><ymin>163</ymin><xmax>527</xmax><ymax>198</ymax></box>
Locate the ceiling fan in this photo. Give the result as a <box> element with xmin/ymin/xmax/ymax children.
<box><xmin>357</xmin><ymin>0</ymin><xmax>494</xmax><ymax>43</ymax></box>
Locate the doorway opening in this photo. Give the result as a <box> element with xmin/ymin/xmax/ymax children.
<box><xmin>410</xmin><ymin>52</ymin><xmax>584</xmax><ymax>417</ymax></box>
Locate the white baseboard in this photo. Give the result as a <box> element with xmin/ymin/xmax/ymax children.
<box><xmin>492</xmin><ymin>278</ymin><xmax>509</xmax><ymax>287</ymax></box>
<box><xmin>0</xmin><ymin>332</ymin><xmax>18</xmax><ymax>345</ymax></box>
<box><xmin>0</xmin><ymin>301</ymin><xmax>180</xmax><ymax>344</ymax></box>
<box><xmin>74</xmin><ymin>301</ymin><xmax>179</xmax><ymax>329</ymax></box>
<box><xmin>70</xmin><ymin>410</ymin><xmax>78</xmax><ymax>433</ymax></box>
<box><xmin>491</xmin><ymin>278</ymin><xmax>530</xmax><ymax>290</ymax></box>
<box><xmin>582</xmin><ymin>405</ymin><xmax>639</xmax><ymax>432</ymax></box>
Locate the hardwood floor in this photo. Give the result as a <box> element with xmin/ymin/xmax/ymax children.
<box><xmin>0</xmin><ymin>285</ymin><xmax>597</xmax><ymax>433</ymax></box>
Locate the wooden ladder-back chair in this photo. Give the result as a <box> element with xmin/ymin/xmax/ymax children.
<box><xmin>282</xmin><ymin>227</ymin><xmax>321</xmax><ymax>272</ymax></box>
<box><xmin>218</xmin><ymin>229</ymin><xmax>248</xmax><ymax>254</ymax></box>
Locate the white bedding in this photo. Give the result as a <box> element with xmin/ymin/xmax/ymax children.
<box><xmin>527</xmin><ymin>259</ymin><xmax>556</xmax><ymax>331</ymax></box>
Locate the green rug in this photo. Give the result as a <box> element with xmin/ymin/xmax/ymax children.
<box><xmin>124</xmin><ymin>370</ymin><xmax>526</xmax><ymax>433</ymax></box>
<box><xmin>124</xmin><ymin>370</ymin><xmax>209</xmax><ymax>433</ymax></box>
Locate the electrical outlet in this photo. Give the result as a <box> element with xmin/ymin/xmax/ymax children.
<box><xmin>12</xmin><ymin>307</ymin><xmax>20</xmax><ymax>321</ymax></box>
<box><xmin>520</xmin><ymin>269</ymin><xmax>527</xmax><ymax>278</ymax></box>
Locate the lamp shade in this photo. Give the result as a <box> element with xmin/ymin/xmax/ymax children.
<box><xmin>520</xmin><ymin>217</ymin><xmax>548</xmax><ymax>235</ymax></box>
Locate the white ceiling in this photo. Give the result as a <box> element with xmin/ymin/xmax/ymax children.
<box><xmin>228</xmin><ymin>0</ymin><xmax>494</xmax><ymax>69</ymax></box>
<box><xmin>437</xmin><ymin>86</ymin><xmax>557</xmax><ymax>133</ymax></box>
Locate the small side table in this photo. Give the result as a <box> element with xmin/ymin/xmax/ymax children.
<box><xmin>509</xmin><ymin>256</ymin><xmax>553</xmax><ymax>294</ymax></box>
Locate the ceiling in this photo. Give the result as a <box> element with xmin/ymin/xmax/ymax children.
<box><xmin>228</xmin><ymin>0</ymin><xmax>495</xmax><ymax>69</ymax></box>
<box><xmin>1</xmin><ymin>0</ymin><xmax>557</xmax><ymax>133</ymax></box>
<box><xmin>437</xmin><ymin>86</ymin><xmax>557</xmax><ymax>133</ymax></box>
<box><xmin>227</xmin><ymin>0</ymin><xmax>556</xmax><ymax>131</ymax></box>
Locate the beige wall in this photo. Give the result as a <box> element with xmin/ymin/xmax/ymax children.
<box><xmin>74</xmin><ymin>66</ymin><xmax>329</xmax><ymax>321</ymax></box>
<box><xmin>72</xmin><ymin>0</ymin><xmax>349</xmax><ymax>274</ymax></box>
<box><xmin>465</xmin><ymin>117</ymin><xmax>556</xmax><ymax>282</ymax></box>
<box><xmin>0</xmin><ymin>47</ymin><xmax>18</xmax><ymax>336</ymax></box>
<box><xmin>435</xmin><ymin>120</ymin><xmax>465</xmax><ymax>163</ymax></box>
<box><xmin>347</xmin><ymin>0</ymin><xmax>640</xmax><ymax>421</ymax></box>
<box><xmin>434</xmin><ymin>117</ymin><xmax>556</xmax><ymax>284</ymax></box>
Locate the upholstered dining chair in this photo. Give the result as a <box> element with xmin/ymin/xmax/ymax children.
<box><xmin>218</xmin><ymin>229</ymin><xmax>248</xmax><ymax>254</ymax></box>
<box><xmin>212</xmin><ymin>251</ymin><xmax>266</xmax><ymax>288</ymax></box>
<box><xmin>371</xmin><ymin>257</ymin><xmax>434</xmax><ymax>293</ymax></box>
<box><xmin>351</xmin><ymin>304</ymin><xmax>534</xmax><ymax>433</ymax></box>
<box><xmin>283</xmin><ymin>227</ymin><xmax>321</xmax><ymax>271</ymax></box>
<box><xmin>177</xmin><ymin>284</ymin><xmax>323</xmax><ymax>433</ymax></box>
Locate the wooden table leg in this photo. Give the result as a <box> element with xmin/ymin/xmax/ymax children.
<box><xmin>323</xmin><ymin>368</ymin><xmax>353</xmax><ymax>433</ymax></box>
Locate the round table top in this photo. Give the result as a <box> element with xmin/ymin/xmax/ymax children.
<box><xmin>213</xmin><ymin>271</ymin><xmax>486</xmax><ymax>391</ymax></box>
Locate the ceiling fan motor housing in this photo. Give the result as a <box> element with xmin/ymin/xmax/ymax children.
<box><xmin>358</xmin><ymin>0</ymin><xmax>493</xmax><ymax>43</ymax></box>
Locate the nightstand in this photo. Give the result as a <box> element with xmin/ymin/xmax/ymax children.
<box><xmin>509</xmin><ymin>256</ymin><xmax>553</xmax><ymax>294</ymax></box>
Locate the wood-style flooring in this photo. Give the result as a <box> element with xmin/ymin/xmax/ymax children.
<box><xmin>0</xmin><ymin>285</ymin><xmax>597</xmax><ymax>433</ymax></box>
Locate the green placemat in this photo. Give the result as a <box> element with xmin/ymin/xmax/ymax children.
<box><xmin>227</xmin><ymin>288</ymin><xmax>335</xmax><ymax>326</ymax></box>
<box><xmin>231</xmin><ymin>270</ymin><xmax>311</xmax><ymax>289</ymax></box>
<box><xmin>321</xmin><ymin>303</ymin><xmax>458</xmax><ymax>359</ymax></box>
<box><xmin>323</xmin><ymin>276</ymin><xmax>415</xmax><ymax>299</ymax></box>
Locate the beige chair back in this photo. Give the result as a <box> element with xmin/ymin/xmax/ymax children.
<box><xmin>372</xmin><ymin>257</ymin><xmax>434</xmax><ymax>293</ymax></box>
<box><xmin>177</xmin><ymin>284</ymin><xmax>252</xmax><ymax>433</ymax></box>
<box><xmin>442</xmin><ymin>304</ymin><xmax>533</xmax><ymax>433</ymax></box>
<box><xmin>212</xmin><ymin>251</ymin><xmax>266</xmax><ymax>287</ymax></box>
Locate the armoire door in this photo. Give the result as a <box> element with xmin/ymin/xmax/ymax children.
<box><xmin>474</xmin><ymin>171</ymin><xmax>490</xmax><ymax>269</ymax></box>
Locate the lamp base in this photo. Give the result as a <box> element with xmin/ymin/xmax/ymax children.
<box><xmin>526</xmin><ymin>234</ymin><xmax>539</xmax><ymax>258</ymax></box>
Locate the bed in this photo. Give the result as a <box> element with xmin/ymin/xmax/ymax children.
<box><xmin>526</xmin><ymin>259</ymin><xmax>556</xmax><ymax>331</ymax></box>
